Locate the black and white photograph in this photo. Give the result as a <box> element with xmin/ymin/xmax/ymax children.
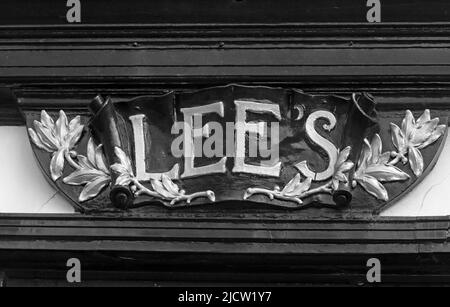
<box><xmin>0</xmin><ymin>0</ymin><xmax>450</xmax><ymax>293</ymax></box>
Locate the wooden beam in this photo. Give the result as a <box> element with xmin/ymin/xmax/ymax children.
<box><xmin>0</xmin><ymin>0</ymin><xmax>449</xmax><ymax>25</ymax></box>
<box><xmin>0</xmin><ymin>215</ymin><xmax>449</xmax><ymax>254</ymax></box>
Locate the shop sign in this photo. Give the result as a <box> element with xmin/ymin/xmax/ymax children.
<box><xmin>21</xmin><ymin>85</ymin><xmax>447</xmax><ymax>212</ymax></box>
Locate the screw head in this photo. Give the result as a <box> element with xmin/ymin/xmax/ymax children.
<box><xmin>110</xmin><ymin>186</ymin><xmax>133</xmax><ymax>210</ymax></box>
<box><xmin>332</xmin><ymin>190</ymin><xmax>352</xmax><ymax>207</ymax></box>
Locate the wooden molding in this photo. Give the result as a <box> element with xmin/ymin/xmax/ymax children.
<box><xmin>1</xmin><ymin>214</ymin><xmax>450</xmax><ymax>285</ymax></box>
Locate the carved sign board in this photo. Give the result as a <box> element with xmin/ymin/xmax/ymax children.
<box><xmin>20</xmin><ymin>85</ymin><xmax>447</xmax><ymax>213</ymax></box>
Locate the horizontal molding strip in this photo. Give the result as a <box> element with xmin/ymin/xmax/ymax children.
<box><xmin>2</xmin><ymin>48</ymin><xmax>450</xmax><ymax>82</ymax></box>
<box><xmin>3</xmin><ymin>24</ymin><xmax>450</xmax><ymax>51</ymax></box>
<box><xmin>0</xmin><ymin>215</ymin><xmax>449</xmax><ymax>254</ymax></box>
<box><xmin>2</xmin><ymin>23</ymin><xmax>450</xmax><ymax>44</ymax></box>
<box><xmin>5</xmin><ymin>67</ymin><xmax>450</xmax><ymax>78</ymax></box>
<box><xmin>3</xmin><ymin>48</ymin><xmax>450</xmax><ymax>66</ymax></box>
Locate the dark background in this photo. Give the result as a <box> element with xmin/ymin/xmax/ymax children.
<box><xmin>0</xmin><ymin>0</ymin><xmax>448</xmax><ymax>24</ymax></box>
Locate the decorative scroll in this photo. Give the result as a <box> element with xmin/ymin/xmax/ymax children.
<box><xmin>22</xmin><ymin>85</ymin><xmax>447</xmax><ymax>212</ymax></box>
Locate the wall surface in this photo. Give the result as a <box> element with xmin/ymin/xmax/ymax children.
<box><xmin>0</xmin><ymin>127</ymin><xmax>74</xmax><ymax>214</ymax></box>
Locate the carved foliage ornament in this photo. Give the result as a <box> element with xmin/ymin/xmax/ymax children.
<box><xmin>23</xmin><ymin>85</ymin><xmax>447</xmax><ymax>212</ymax></box>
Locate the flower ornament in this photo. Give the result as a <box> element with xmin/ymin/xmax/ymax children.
<box><xmin>63</xmin><ymin>138</ymin><xmax>111</xmax><ymax>202</ymax></box>
<box><xmin>331</xmin><ymin>146</ymin><xmax>354</xmax><ymax>190</ymax></box>
<box><xmin>354</xmin><ymin>134</ymin><xmax>410</xmax><ymax>201</ymax></box>
<box><xmin>28</xmin><ymin>110</ymin><xmax>84</xmax><ymax>180</ymax></box>
<box><xmin>390</xmin><ymin>110</ymin><xmax>446</xmax><ymax>177</ymax></box>
<box><xmin>111</xmin><ymin>147</ymin><xmax>215</xmax><ymax>205</ymax></box>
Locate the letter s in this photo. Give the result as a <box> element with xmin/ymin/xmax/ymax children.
<box><xmin>295</xmin><ymin>110</ymin><xmax>338</xmax><ymax>181</ymax></box>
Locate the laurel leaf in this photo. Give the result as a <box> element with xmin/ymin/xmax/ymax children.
<box><xmin>281</xmin><ymin>173</ymin><xmax>300</xmax><ymax>195</ymax></box>
<box><xmin>417</xmin><ymin>109</ymin><xmax>431</xmax><ymax>125</ymax></box>
<box><xmin>110</xmin><ymin>163</ymin><xmax>129</xmax><ymax>176</ymax></box>
<box><xmin>79</xmin><ymin>176</ymin><xmax>110</xmax><ymax>202</ymax></box>
<box><xmin>40</xmin><ymin>110</ymin><xmax>55</xmax><ymax>130</ymax></box>
<box><xmin>357</xmin><ymin>139</ymin><xmax>372</xmax><ymax>171</ymax></box>
<box><xmin>68</xmin><ymin>115</ymin><xmax>81</xmax><ymax>132</ymax></box>
<box><xmin>28</xmin><ymin>128</ymin><xmax>52</xmax><ymax>152</ymax></box>
<box><xmin>418</xmin><ymin>124</ymin><xmax>446</xmax><ymax>149</ymax></box>
<box><xmin>77</xmin><ymin>155</ymin><xmax>94</xmax><ymax>169</ymax></box>
<box><xmin>390</xmin><ymin>123</ymin><xmax>405</xmax><ymax>152</ymax></box>
<box><xmin>408</xmin><ymin>146</ymin><xmax>424</xmax><ymax>177</ymax></box>
<box><xmin>161</xmin><ymin>174</ymin><xmax>180</xmax><ymax>195</ymax></box>
<box><xmin>370</xmin><ymin>134</ymin><xmax>382</xmax><ymax>164</ymax></box>
<box><xmin>339</xmin><ymin>161</ymin><xmax>354</xmax><ymax>173</ymax></box>
<box><xmin>50</xmin><ymin>148</ymin><xmax>66</xmax><ymax>181</ymax></box>
<box><xmin>66</xmin><ymin>124</ymin><xmax>84</xmax><ymax>148</ymax></box>
<box><xmin>115</xmin><ymin>174</ymin><xmax>132</xmax><ymax>186</ymax></box>
<box><xmin>285</xmin><ymin>177</ymin><xmax>312</xmax><ymax>197</ymax></box>
<box><xmin>34</xmin><ymin>120</ymin><xmax>59</xmax><ymax>150</ymax></box>
<box><xmin>55</xmin><ymin>110</ymin><xmax>69</xmax><ymax>141</ymax></box>
<box><xmin>151</xmin><ymin>179</ymin><xmax>175</xmax><ymax>198</ymax></box>
<box><xmin>402</xmin><ymin>110</ymin><xmax>415</xmax><ymax>139</ymax></box>
<box><xmin>410</xmin><ymin>118</ymin><xmax>439</xmax><ymax>146</ymax></box>
<box><xmin>364</xmin><ymin>164</ymin><xmax>410</xmax><ymax>182</ymax></box>
<box><xmin>63</xmin><ymin>169</ymin><xmax>106</xmax><ymax>186</ymax></box>
<box><xmin>336</xmin><ymin>146</ymin><xmax>351</xmax><ymax>167</ymax></box>
<box><xmin>356</xmin><ymin>174</ymin><xmax>388</xmax><ymax>201</ymax></box>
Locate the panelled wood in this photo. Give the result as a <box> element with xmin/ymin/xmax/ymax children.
<box><xmin>5</xmin><ymin>23</ymin><xmax>450</xmax><ymax>126</ymax></box>
<box><xmin>1</xmin><ymin>215</ymin><xmax>450</xmax><ymax>285</ymax></box>
<box><xmin>4</xmin><ymin>47</ymin><xmax>450</xmax><ymax>79</ymax></box>
<box><xmin>0</xmin><ymin>215</ymin><xmax>449</xmax><ymax>253</ymax></box>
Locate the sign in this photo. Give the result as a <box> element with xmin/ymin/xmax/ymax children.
<box><xmin>22</xmin><ymin>85</ymin><xmax>447</xmax><ymax>212</ymax></box>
